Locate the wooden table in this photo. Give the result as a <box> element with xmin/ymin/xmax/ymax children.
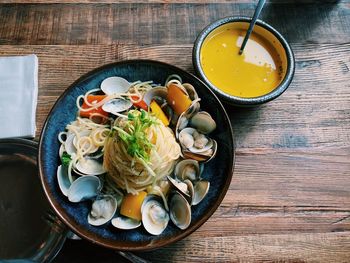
<box><xmin>1</xmin><ymin>1</ymin><xmax>349</xmax><ymax>262</ymax></box>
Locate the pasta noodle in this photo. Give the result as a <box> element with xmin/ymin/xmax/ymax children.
<box><xmin>59</xmin><ymin>79</ymin><xmax>184</xmax><ymax>194</ymax></box>
<box><xmin>59</xmin><ymin>117</ymin><xmax>110</xmax><ymax>183</ymax></box>
<box><xmin>103</xmin><ymin>114</ymin><xmax>181</xmax><ymax>195</ymax></box>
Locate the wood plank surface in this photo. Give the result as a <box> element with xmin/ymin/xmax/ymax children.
<box><xmin>55</xmin><ymin>232</ymin><xmax>350</xmax><ymax>263</ymax></box>
<box><xmin>0</xmin><ymin>1</ymin><xmax>349</xmax><ymax>262</ymax></box>
<box><xmin>0</xmin><ymin>2</ymin><xmax>349</xmax><ymax>45</ymax></box>
<box><xmin>1</xmin><ymin>43</ymin><xmax>349</xmax><ymax>148</ymax></box>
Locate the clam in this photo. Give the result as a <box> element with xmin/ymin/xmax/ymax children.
<box><xmin>186</xmin><ymin>99</ymin><xmax>201</xmax><ymax>117</ymax></box>
<box><xmin>147</xmin><ymin>180</ymin><xmax>171</xmax><ymax>211</ymax></box>
<box><xmin>182</xmin><ymin>83</ymin><xmax>199</xmax><ymax>100</ymax></box>
<box><xmin>64</xmin><ymin>133</ymin><xmax>77</xmax><ymax>155</ymax></box>
<box><xmin>74</xmin><ymin>158</ymin><xmax>105</xmax><ymax>175</ymax></box>
<box><xmin>190</xmin><ymin>111</ymin><xmax>216</xmax><ymax>134</ymax></box>
<box><xmin>100</xmin><ymin>76</ymin><xmax>131</xmax><ymax>95</ymax></box>
<box><xmin>57</xmin><ymin>165</ymin><xmax>72</xmax><ymax>196</ymax></box>
<box><xmin>102</xmin><ymin>98</ymin><xmax>133</xmax><ymax>115</ymax></box>
<box><xmin>143</xmin><ymin>87</ymin><xmax>174</xmax><ymax>123</ymax></box>
<box><xmin>141</xmin><ymin>195</ymin><xmax>169</xmax><ymax>235</ymax></box>
<box><xmin>88</xmin><ymin>195</ymin><xmax>117</xmax><ymax>226</ymax></box>
<box><xmin>167</xmin><ymin>176</ymin><xmax>191</xmax><ymax>199</ymax></box>
<box><xmin>174</xmin><ymin>159</ymin><xmax>200</xmax><ymax>182</ymax></box>
<box><xmin>182</xmin><ymin>139</ymin><xmax>217</xmax><ymax>163</ymax></box>
<box><xmin>190</xmin><ymin>135</ymin><xmax>213</xmax><ymax>153</ymax></box>
<box><xmin>179</xmin><ymin>128</ymin><xmax>213</xmax><ymax>153</ymax></box>
<box><xmin>192</xmin><ymin>180</ymin><xmax>210</xmax><ymax>206</ymax></box>
<box><xmin>87</xmin><ymin>150</ymin><xmax>104</xmax><ymax>159</ymax></box>
<box><xmin>143</xmin><ymin>87</ymin><xmax>168</xmax><ymax>106</ymax></box>
<box><xmin>175</xmin><ymin>102</ymin><xmax>200</xmax><ymax>138</ymax></box>
<box><xmin>175</xmin><ymin>113</ymin><xmax>189</xmax><ymax>138</ymax></box>
<box><xmin>59</xmin><ymin>144</ymin><xmax>66</xmax><ymax>159</ymax></box>
<box><xmin>184</xmin><ymin>179</ymin><xmax>194</xmax><ymax>204</ymax></box>
<box><xmin>169</xmin><ymin>192</ymin><xmax>191</xmax><ymax>230</ymax></box>
<box><xmin>111</xmin><ymin>216</ymin><xmax>141</xmax><ymax>230</ymax></box>
<box><xmin>67</xmin><ymin>175</ymin><xmax>102</xmax><ymax>203</ymax></box>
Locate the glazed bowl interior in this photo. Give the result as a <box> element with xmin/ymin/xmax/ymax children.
<box><xmin>193</xmin><ymin>17</ymin><xmax>295</xmax><ymax>106</ymax></box>
<box><xmin>39</xmin><ymin>60</ymin><xmax>234</xmax><ymax>251</ymax></box>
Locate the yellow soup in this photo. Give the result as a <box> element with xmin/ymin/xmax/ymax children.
<box><xmin>200</xmin><ymin>22</ymin><xmax>287</xmax><ymax>98</ymax></box>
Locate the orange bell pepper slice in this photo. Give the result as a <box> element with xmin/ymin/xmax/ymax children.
<box><xmin>130</xmin><ymin>95</ymin><xmax>148</xmax><ymax>111</ymax></box>
<box><xmin>120</xmin><ymin>191</ymin><xmax>148</xmax><ymax>221</ymax></box>
<box><xmin>166</xmin><ymin>83</ymin><xmax>192</xmax><ymax>115</ymax></box>
<box><xmin>150</xmin><ymin>100</ymin><xmax>170</xmax><ymax>126</ymax></box>
<box><xmin>79</xmin><ymin>95</ymin><xmax>108</xmax><ymax>118</ymax></box>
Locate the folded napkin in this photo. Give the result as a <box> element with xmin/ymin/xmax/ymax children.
<box><xmin>0</xmin><ymin>54</ymin><xmax>38</xmax><ymax>139</ymax></box>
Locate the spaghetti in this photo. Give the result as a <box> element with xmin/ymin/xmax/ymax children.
<box><xmin>103</xmin><ymin>110</ymin><xmax>181</xmax><ymax>195</ymax></box>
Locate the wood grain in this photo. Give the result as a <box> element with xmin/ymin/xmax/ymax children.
<box><xmin>0</xmin><ymin>3</ymin><xmax>349</xmax><ymax>45</ymax></box>
<box><xmin>1</xmin><ymin>43</ymin><xmax>349</xmax><ymax>148</ymax></box>
<box><xmin>138</xmin><ymin>232</ymin><xmax>350</xmax><ymax>262</ymax></box>
<box><xmin>54</xmin><ymin>233</ymin><xmax>350</xmax><ymax>263</ymax></box>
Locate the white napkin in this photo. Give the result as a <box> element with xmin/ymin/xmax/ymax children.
<box><xmin>0</xmin><ymin>54</ymin><xmax>38</xmax><ymax>139</ymax></box>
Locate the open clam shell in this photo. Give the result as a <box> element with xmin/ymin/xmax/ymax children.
<box><xmin>74</xmin><ymin>158</ymin><xmax>105</xmax><ymax>176</ymax></box>
<box><xmin>144</xmin><ymin>87</ymin><xmax>174</xmax><ymax>123</ymax></box>
<box><xmin>192</xmin><ymin>180</ymin><xmax>210</xmax><ymax>206</ymax></box>
<box><xmin>64</xmin><ymin>133</ymin><xmax>77</xmax><ymax>155</ymax></box>
<box><xmin>167</xmin><ymin>176</ymin><xmax>191</xmax><ymax>199</ymax></box>
<box><xmin>182</xmin><ymin>83</ymin><xmax>199</xmax><ymax>101</ymax></box>
<box><xmin>59</xmin><ymin>144</ymin><xmax>66</xmax><ymax>159</ymax></box>
<box><xmin>57</xmin><ymin>165</ymin><xmax>72</xmax><ymax>197</ymax></box>
<box><xmin>179</xmin><ymin>128</ymin><xmax>212</xmax><ymax>152</ymax></box>
<box><xmin>67</xmin><ymin>175</ymin><xmax>102</xmax><ymax>203</ymax></box>
<box><xmin>88</xmin><ymin>195</ymin><xmax>117</xmax><ymax>226</ymax></box>
<box><xmin>175</xmin><ymin>102</ymin><xmax>200</xmax><ymax>138</ymax></box>
<box><xmin>141</xmin><ymin>195</ymin><xmax>169</xmax><ymax>235</ymax></box>
<box><xmin>190</xmin><ymin>111</ymin><xmax>216</xmax><ymax>134</ymax></box>
<box><xmin>169</xmin><ymin>192</ymin><xmax>191</xmax><ymax>230</ymax></box>
<box><xmin>184</xmin><ymin>179</ymin><xmax>194</xmax><ymax>205</ymax></box>
<box><xmin>143</xmin><ymin>87</ymin><xmax>168</xmax><ymax>106</ymax></box>
<box><xmin>111</xmin><ymin>216</ymin><xmax>141</xmax><ymax>230</ymax></box>
<box><xmin>102</xmin><ymin>98</ymin><xmax>133</xmax><ymax>115</ymax></box>
<box><xmin>100</xmin><ymin>76</ymin><xmax>131</xmax><ymax>95</ymax></box>
<box><xmin>182</xmin><ymin>139</ymin><xmax>217</xmax><ymax>163</ymax></box>
<box><xmin>174</xmin><ymin>159</ymin><xmax>200</xmax><ymax>182</ymax></box>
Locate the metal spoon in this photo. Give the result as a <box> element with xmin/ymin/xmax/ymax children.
<box><xmin>239</xmin><ymin>0</ymin><xmax>266</xmax><ymax>55</ymax></box>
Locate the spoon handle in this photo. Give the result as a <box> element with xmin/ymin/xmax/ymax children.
<box><xmin>239</xmin><ymin>0</ymin><xmax>266</xmax><ymax>55</ymax></box>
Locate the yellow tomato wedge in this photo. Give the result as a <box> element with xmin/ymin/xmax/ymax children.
<box><xmin>166</xmin><ymin>83</ymin><xmax>192</xmax><ymax>115</ymax></box>
<box><xmin>120</xmin><ymin>191</ymin><xmax>148</xmax><ymax>221</ymax></box>
<box><xmin>150</xmin><ymin>100</ymin><xmax>170</xmax><ymax>126</ymax></box>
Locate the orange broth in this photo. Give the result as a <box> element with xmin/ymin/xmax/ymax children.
<box><xmin>200</xmin><ymin>22</ymin><xmax>287</xmax><ymax>98</ymax></box>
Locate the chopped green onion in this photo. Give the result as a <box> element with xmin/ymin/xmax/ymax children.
<box><xmin>61</xmin><ymin>152</ymin><xmax>72</xmax><ymax>166</ymax></box>
<box><xmin>112</xmin><ymin>110</ymin><xmax>158</xmax><ymax>162</ymax></box>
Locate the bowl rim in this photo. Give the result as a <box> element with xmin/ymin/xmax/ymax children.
<box><xmin>38</xmin><ymin>59</ymin><xmax>235</xmax><ymax>251</ymax></box>
<box><xmin>193</xmin><ymin>16</ymin><xmax>295</xmax><ymax>106</ymax></box>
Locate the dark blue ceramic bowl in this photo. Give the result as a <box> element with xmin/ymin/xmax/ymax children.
<box><xmin>39</xmin><ymin>60</ymin><xmax>234</xmax><ymax>251</ymax></box>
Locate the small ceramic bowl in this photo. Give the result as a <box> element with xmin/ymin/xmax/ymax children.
<box><xmin>193</xmin><ymin>16</ymin><xmax>295</xmax><ymax>106</ymax></box>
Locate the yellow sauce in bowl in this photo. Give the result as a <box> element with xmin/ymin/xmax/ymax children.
<box><xmin>200</xmin><ymin>22</ymin><xmax>287</xmax><ymax>98</ymax></box>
